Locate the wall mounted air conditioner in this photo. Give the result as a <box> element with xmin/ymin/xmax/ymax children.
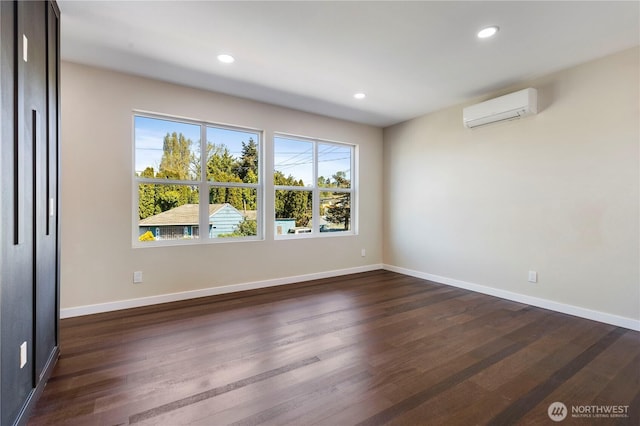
<box><xmin>463</xmin><ymin>88</ymin><xmax>538</xmax><ymax>128</ymax></box>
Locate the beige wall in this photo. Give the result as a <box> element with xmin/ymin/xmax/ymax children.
<box><xmin>383</xmin><ymin>47</ymin><xmax>640</xmax><ymax>322</ymax></box>
<box><xmin>60</xmin><ymin>62</ymin><xmax>383</xmax><ymax>310</ymax></box>
<box><xmin>62</xmin><ymin>47</ymin><xmax>639</xmax><ymax>324</ymax></box>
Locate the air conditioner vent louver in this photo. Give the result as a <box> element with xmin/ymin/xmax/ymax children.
<box><xmin>463</xmin><ymin>88</ymin><xmax>538</xmax><ymax>128</ymax></box>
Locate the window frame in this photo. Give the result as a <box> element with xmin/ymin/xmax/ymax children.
<box><xmin>132</xmin><ymin>111</ymin><xmax>263</xmax><ymax>248</ymax></box>
<box><xmin>273</xmin><ymin>133</ymin><xmax>357</xmax><ymax>239</ymax></box>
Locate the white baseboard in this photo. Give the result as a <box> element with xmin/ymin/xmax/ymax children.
<box><xmin>61</xmin><ymin>263</ymin><xmax>640</xmax><ymax>331</ymax></box>
<box><xmin>383</xmin><ymin>264</ymin><xmax>640</xmax><ymax>331</ymax></box>
<box><xmin>60</xmin><ymin>264</ymin><xmax>383</xmax><ymax>319</ymax></box>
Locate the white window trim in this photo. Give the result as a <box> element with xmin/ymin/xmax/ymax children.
<box><xmin>132</xmin><ymin>111</ymin><xmax>264</xmax><ymax>248</ymax></box>
<box><xmin>273</xmin><ymin>133</ymin><xmax>357</xmax><ymax>240</ymax></box>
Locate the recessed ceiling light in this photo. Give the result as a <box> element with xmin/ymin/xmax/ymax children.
<box><xmin>477</xmin><ymin>26</ymin><xmax>499</xmax><ymax>39</ymax></box>
<box><xmin>354</xmin><ymin>93</ymin><xmax>366</xmax><ymax>100</ymax></box>
<box><xmin>217</xmin><ymin>54</ymin><xmax>235</xmax><ymax>64</ymax></box>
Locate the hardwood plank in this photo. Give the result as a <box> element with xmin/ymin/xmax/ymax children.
<box><xmin>487</xmin><ymin>327</ymin><xmax>627</xmax><ymax>425</ymax></box>
<box><xmin>28</xmin><ymin>271</ymin><xmax>639</xmax><ymax>425</ymax></box>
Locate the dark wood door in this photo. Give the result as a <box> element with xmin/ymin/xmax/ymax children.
<box><xmin>0</xmin><ymin>1</ymin><xmax>58</xmax><ymax>424</ymax></box>
<box><xmin>34</xmin><ymin>0</ymin><xmax>59</xmax><ymax>383</ymax></box>
<box><xmin>1</xmin><ymin>1</ymin><xmax>37</xmax><ymax>423</ymax></box>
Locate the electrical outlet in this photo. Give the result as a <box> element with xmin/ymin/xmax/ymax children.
<box><xmin>20</xmin><ymin>342</ymin><xmax>27</xmax><ymax>368</ymax></box>
<box><xmin>133</xmin><ymin>271</ymin><xmax>143</xmax><ymax>283</ymax></box>
<box><xmin>528</xmin><ymin>270</ymin><xmax>538</xmax><ymax>283</ymax></box>
<box><xmin>361</xmin><ymin>248</ymin><xmax>366</xmax><ymax>257</ymax></box>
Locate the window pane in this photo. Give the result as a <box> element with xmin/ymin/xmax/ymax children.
<box><xmin>274</xmin><ymin>137</ymin><xmax>313</xmax><ymax>187</ymax></box>
<box><xmin>320</xmin><ymin>192</ymin><xmax>351</xmax><ymax>232</ymax></box>
<box><xmin>207</xmin><ymin>127</ymin><xmax>259</xmax><ymax>183</ymax></box>
<box><xmin>134</xmin><ymin>116</ymin><xmax>200</xmax><ymax>180</ymax></box>
<box><xmin>138</xmin><ymin>183</ymin><xmax>200</xmax><ymax>242</ymax></box>
<box><xmin>318</xmin><ymin>143</ymin><xmax>351</xmax><ymax>188</ymax></box>
<box><xmin>208</xmin><ymin>187</ymin><xmax>258</xmax><ymax>238</ymax></box>
<box><xmin>275</xmin><ymin>189</ymin><xmax>312</xmax><ymax>235</ymax></box>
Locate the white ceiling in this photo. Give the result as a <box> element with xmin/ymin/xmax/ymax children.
<box><xmin>58</xmin><ymin>1</ymin><xmax>639</xmax><ymax>127</ymax></box>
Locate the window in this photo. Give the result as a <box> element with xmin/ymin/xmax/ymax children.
<box><xmin>274</xmin><ymin>135</ymin><xmax>355</xmax><ymax>237</ymax></box>
<box><xmin>134</xmin><ymin>114</ymin><xmax>261</xmax><ymax>245</ymax></box>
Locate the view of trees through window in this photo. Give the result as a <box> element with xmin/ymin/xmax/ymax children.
<box><xmin>274</xmin><ymin>136</ymin><xmax>353</xmax><ymax>236</ymax></box>
<box><xmin>135</xmin><ymin>116</ymin><xmax>260</xmax><ymax>243</ymax></box>
<box><xmin>134</xmin><ymin>115</ymin><xmax>356</xmax><ymax>244</ymax></box>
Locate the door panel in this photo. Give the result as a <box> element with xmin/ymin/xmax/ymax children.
<box><xmin>34</xmin><ymin>0</ymin><xmax>59</xmax><ymax>380</ymax></box>
<box><xmin>1</xmin><ymin>1</ymin><xmax>59</xmax><ymax>424</ymax></box>
<box><xmin>20</xmin><ymin>0</ymin><xmax>47</xmax><ymax>384</ymax></box>
<box><xmin>1</xmin><ymin>1</ymin><xmax>36</xmax><ymax>424</ymax></box>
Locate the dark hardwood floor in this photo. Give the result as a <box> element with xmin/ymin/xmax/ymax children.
<box><xmin>29</xmin><ymin>270</ymin><xmax>639</xmax><ymax>425</ymax></box>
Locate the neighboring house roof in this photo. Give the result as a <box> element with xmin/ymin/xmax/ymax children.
<box><xmin>139</xmin><ymin>204</ymin><xmax>226</xmax><ymax>226</ymax></box>
<box><xmin>139</xmin><ymin>204</ymin><xmax>258</xmax><ymax>226</ymax></box>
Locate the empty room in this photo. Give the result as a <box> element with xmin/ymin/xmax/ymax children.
<box><xmin>1</xmin><ymin>1</ymin><xmax>638</xmax><ymax>425</ymax></box>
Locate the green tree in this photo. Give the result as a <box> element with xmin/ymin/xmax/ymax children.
<box><xmin>158</xmin><ymin>132</ymin><xmax>193</xmax><ymax>180</ymax></box>
<box><xmin>324</xmin><ymin>171</ymin><xmax>351</xmax><ymax>230</ymax></box>
<box><xmin>156</xmin><ymin>189</ymin><xmax>181</xmax><ymax>212</ymax></box>
<box><xmin>287</xmin><ymin>191</ymin><xmax>312</xmax><ymax>227</ymax></box>
<box><xmin>317</xmin><ymin>176</ymin><xmax>331</xmax><ymax>187</ymax></box>
<box><xmin>209</xmin><ymin>183</ymin><xmax>243</xmax><ymax>209</ymax></box>
<box><xmin>242</xmin><ymin>169</ymin><xmax>258</xmax><ymax>210</ymax></box>
<box><xmin>137</xmin><ymin>132</ymin><xmax>199</xmax><ymax>220</ymax></box>
<box><xmin>237</xmin><ymin>219</ymin><xmax>257</xmax><ymax>236</ymax></box>
<box><xmin>219</xmin><ymin>219</ymin><xmax>257</xmax><ymax>238</ymax></box>
<box><xmin>325</xmin><ymin>195</ymin><xmax>350</xmax><ymax>230</ymax></box>
<box><xmin>237</xmin><ymin>138</ymin><xmax>258</xmax><ymax>181</ymax></box>
<box><xmin>208</xmin><ymin>143</ymin><xmax>244</xmax><ymax>209</ymax></box>
<box><xmin>274</xmin><ymin>171</ymin><xmax>311</xmax><ymax>226</ymax></box>
<box><xmin>207</xmin><ymin>143</ymin><xmax>237</xmax><ymax>177</ymax></box>
<box><xmin>142</xmin><ymin>132</ymin><xmax>200</xmax><ymax>217</ymax></box>
<box><xmin>138</xmin><ymin>167</ymin><xmax>158</xmax><ymax>219</ymax></box>
<box><xmin>154</xmin><ymin>184</ymin><xmax>198</xmax><ymax>211</ymax></box>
